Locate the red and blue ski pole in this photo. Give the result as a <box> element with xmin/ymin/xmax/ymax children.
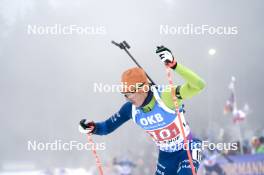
<box><xmin>165</xmin><ymin>66</ymin><xmax>197</xmax><ymax>175</ymax></box>
<box><xmin>86</xmin><ymin>133</ymin><xmax>104</xmax><ymax>175</ymax></box>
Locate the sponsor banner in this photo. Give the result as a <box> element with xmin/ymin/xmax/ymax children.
<box><xmin>199</xmin><ymin>154</ymin><xmax>264</xmax><ymax>175</ymax></box>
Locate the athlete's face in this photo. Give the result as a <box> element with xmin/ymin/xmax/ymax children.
<box><xmin>123</xmin><ymin>91</ymin><xmax>148</xmax><ymax>107</ymax></box>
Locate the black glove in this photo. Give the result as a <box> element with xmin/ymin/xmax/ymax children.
<box><xmin>79</xmin><ymin>119</ymin><xmax>96</xmax><ymax>134</ymax></box>
<box><xmin>156</xmin><ymin>46</ymin><xmax>177</xmax><ymax>69</ymax></box>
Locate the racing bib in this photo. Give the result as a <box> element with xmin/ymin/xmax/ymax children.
<box><xmin>132</xmin><ymin>87</ymin><xmax>191</xmax><ymax>152</ymax></box>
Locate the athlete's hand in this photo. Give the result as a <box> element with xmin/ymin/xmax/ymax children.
<box><xmin>156</xmin><ymin>46</ymin><xmax>177</xmax><ymax>69</ymax></box>
<box><xmin>79</xmin><ymin>119</ymin><xmax>96</xmax><ymax>134</ymax></box>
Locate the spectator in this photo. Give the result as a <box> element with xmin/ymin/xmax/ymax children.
<box><xmin>251</xmin><ymin>136</ymin><xmax>264</xmax><ymax>154</ymax></box>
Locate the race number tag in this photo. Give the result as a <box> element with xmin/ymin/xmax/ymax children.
<box><xmin>147</xmin><ymin>122</ymin><xmax>180</xmax><ymax>142</ymax></box>
<box><xmin>147</xmin><ymin>112</ymin><xmax>190</xmax><ymax>144</ymax></box>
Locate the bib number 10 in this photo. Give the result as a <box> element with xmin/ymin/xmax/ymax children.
<box><xmin>148</xmin><ymin>122</ymin><xmax>180</xmax><ymax>141</ymax></box>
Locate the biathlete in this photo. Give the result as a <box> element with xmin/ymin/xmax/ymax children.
<box><xmin>79</xmin><ymin>46</ymin><xmax>206</xmax><ymax>175</ymax></box>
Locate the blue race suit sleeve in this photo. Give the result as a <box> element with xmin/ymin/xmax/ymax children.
<box><xmin>93</xmin><ymin>102</ymin><xmax>132</xmax><ymax>135</ymax></box>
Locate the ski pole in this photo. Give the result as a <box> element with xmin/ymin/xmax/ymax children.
<box><xmin>87</xmin><ymin>134</ymin><xmax>104</xmax><ymax>175</ymax></box>
<box><xmin>165</xmin><ymin>66</ymin><xmax>197</xmax><ymax>175</ymax></box>
<box><xmin>111</xmin><ymin>40</ymin><xmax>156</xmax><ymax>85</ymax></box>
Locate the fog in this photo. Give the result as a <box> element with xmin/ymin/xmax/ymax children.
<box><xmin>0</xmin><ymin>0</ymin><xmax>263</xmax><ymax>171</ymax></box>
